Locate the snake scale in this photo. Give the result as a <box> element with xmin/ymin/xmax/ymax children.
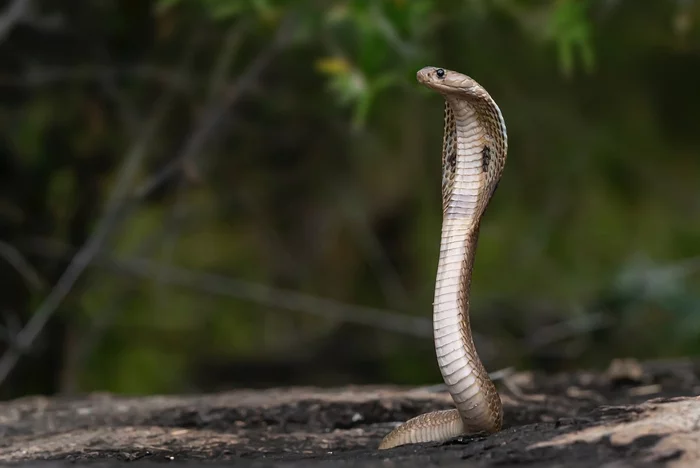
<box><xmin>378</xmin><ymin>67</ymin><xmax>508</xmax><ymax>449</ymax></box>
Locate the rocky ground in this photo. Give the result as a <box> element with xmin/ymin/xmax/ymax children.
<box><xmin>0</xmin><ymin>358</ymin><xmax>698</xmax><ymax>467</ymax></box>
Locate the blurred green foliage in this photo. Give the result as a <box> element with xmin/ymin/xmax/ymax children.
<box><xmin>0</xmin><ymin>0</ymin><xmax>699</xmax><ymax>398</ymax></box>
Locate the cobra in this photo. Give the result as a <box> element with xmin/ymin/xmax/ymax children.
<box><xmin>379</xmin><ymin>66</ymin><xmax>507</xmax><ymax>449</ymax></box>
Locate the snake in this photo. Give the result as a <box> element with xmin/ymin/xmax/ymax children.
<box><xmin>378</xmin><ymin>66</ymin><xmax>507</xmax><ymax>450</ymax></box>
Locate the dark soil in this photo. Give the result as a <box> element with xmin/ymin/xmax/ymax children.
<box><xmin>0</xmin><ymin>358</ymin><xmax>698</xmax><ymax>467</ymax></box>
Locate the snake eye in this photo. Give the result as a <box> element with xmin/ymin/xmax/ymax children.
<box><xmin>435</xmin><ymin>68</ymin><xmax>445</xmax><ymax>78</ymax></box>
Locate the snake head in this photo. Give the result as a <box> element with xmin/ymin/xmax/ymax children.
<box><xmin>416</xmin><ymin>66</ymin><xmax>483</xmax><ymax>98</ymax></box>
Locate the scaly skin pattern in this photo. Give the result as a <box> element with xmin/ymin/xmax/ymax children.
<box><xmin>378</xmin><ymin>67</ymin><xmax>507</xmax><ymax>450</ymax></box>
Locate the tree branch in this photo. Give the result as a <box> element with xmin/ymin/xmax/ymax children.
<box><xmin>0</xmin><ymin>95</ymin><xmax>173</xmax><ymax>386</ymax></box>
<box><xmin>24</xmin><ymin>239</ymin><xmax>434</xmax><ymax>339</ymax></box>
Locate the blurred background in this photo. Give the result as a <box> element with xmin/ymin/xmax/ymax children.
<box><xmin>0</xmin><ymin>0</ymin><xmax>699</xmax><ymax>400</ymax></box>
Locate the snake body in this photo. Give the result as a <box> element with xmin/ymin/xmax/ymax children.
<box><xmin>378</xmin><ymin>67</ymin><xmax>507</xmax><ymax>450</ymax></box>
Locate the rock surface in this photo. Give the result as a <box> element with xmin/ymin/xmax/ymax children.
<box><xmin>0</xmin><ymin>358</ymin><xmax>699</xmax><ymax>467</ymax></box>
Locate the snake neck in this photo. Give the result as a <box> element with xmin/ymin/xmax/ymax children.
<box><xmin>433</xmin><ymin>99</ymin><xmax>502</xmax><ymax>432</ymax></box>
